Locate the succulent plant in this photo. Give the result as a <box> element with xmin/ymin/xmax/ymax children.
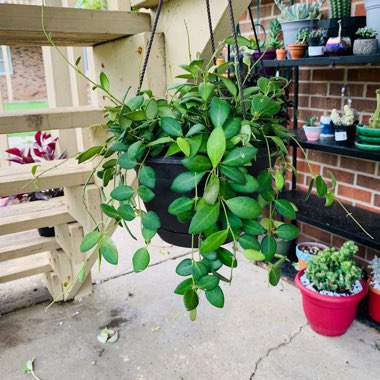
<box><xmin>266</xmin><ymin>19</ymin><xmax>284</xmax><ymax>50</ymax></box>
<box><xmin>369</xmin><ymin>90</ymin><xmax>380</xmax><ymax>129</ymax></box>
<box><xmin>356</xmin><ymin>27</ymin><xmax>378</xmax><ymax>40</ymax></box>
<box><xmin>305</xmin><ymin>116</ymin><xmax>318</xmax><ymax>126</ymax></box>
<box><xmin>369</xmin><ymin>256</ymin><xmax>380</xmax><ymax>284</ymax></box>
<box><xmin>330</xmin><ymin>104</ymin><xmax>356</xmax><ymax>126</ymax></box>
<box><xmin>306</xmin><ymin>241</ymin><xmax>362</xmax><ymax>292</ymax></box>
<box><xmin>296</xmin><ymin>28</ymin><xmax>310</xmax><ymax>44</ymax></box>
<box><xmin>274</xmin><ymin>0</ymin><xmax>326</xmax><ymax>22</ymax></box>
<box><xmin>329</xmin><ymin>0</ymin><xmax>351</xmax><ymax>18</ymax></box>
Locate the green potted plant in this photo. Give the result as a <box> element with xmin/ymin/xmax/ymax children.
<box><xmin>302</xmin><ymin>116</ymin><xmax>323</xmax><ymax>141</ymax></box>
<box><xmin>288</xmin><ymin>28</ymin><xmax>310</xmax><ymax>59</ymax></box>
<box><xmin>254</xmin><ymin>19</ymin><xmax>283</xmax><ymax>61</ymax></box>
<box><xmin>368</xmin><ymin>256</ymin><xmax>380</xmax><ymax>323</ymax></box>
<box><xmin>353</xmin><ymin>27</ymin><xmax>378</xmax><ymax>55</ymax></box>
<box><xmin>308</xmin><ymin>28</ymin><xmax>327</xmax><ymax>57</ymax></box>
<box><xmin>295</xmin><ymin>241</ymin><xmax>368</xmax><ymax>336</ymax></box>
<box><xmin>330</xmin><ymin>104</ymin><xmax>357</xmax><ymax>145</ymax></box>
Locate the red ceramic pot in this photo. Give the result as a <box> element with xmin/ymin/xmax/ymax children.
<box><xmin>295</xmin><ymin>270</ymin><xmax>368</xmax><ymax>337</ymax></box>
<box><xmin>368</xmin><ymin>279</ymin><xmax>380</xmax><ymax>323</ymax></box>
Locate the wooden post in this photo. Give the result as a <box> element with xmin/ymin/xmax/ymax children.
<box><xmin>0</xmin><ymin>89</ymin><xmax>9</xmax><ymax>167</ymax></box>
<box><xmin>1</xmin><ymin>45</ymin><xmax>13</xmax><ymax>102</ymax></box>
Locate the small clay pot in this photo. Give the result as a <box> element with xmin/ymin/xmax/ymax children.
<box><xmin>353</xmin><ymin>39</ymin><xmax>378</xmax><ymax>55</ymax></box>
<box><xmin>288</xmin><ymin>43</ymin><xmax>308</xmax><ymax>59</ymax></box>
<box><xmin>276</xmin><ymin>48</ymin><xmax>287</xmax><ymax>60</ymax></box>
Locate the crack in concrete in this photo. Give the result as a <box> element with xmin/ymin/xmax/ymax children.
<box><xmin>249</xmin><ymin>323</ymin><xmax>308</xmax><ymax>379</ymax></box>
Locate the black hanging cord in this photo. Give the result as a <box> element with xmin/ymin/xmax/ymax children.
<box><xmin>248</xmin><ymin>5</ymin><xmax>264</xmax><ymax>72</ymax></box>
<box><xmin>205</xmin><ymin>0</ymin><xmax>216</xmax><ymax>64</ymax></box>
<box><xmin>226</xmin><ymin>0</ymin><xmax>246</xmax><ymax>119</ymax></box>
<box><xmin>137</xmin><ymin>0</ymin><xmax>164</xmax><ymax>95</ymax></box>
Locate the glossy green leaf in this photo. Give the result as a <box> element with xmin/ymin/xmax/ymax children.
<box><xmin>305</xmin><ymin>178</ymin><xmax>315</xmax><ymax>201</ymax></box>
<box><xmin>274</xmin><ymin>171</ymin><xmax>285</xmax><ymax>191</ymax></box>
<box><xmin>222</xmin><ymin>147</ymin><xmax>258</xmax><ymax>166</ymax></box>
<box><xmin>127</xmin><ymin>95</ymin><xmax>144</xmax><ymax>111</ymax></box>
<box><xmin>207</xmin><ymin>127</ymin><xmax>226</xmax><ymax>168</ymax></box>
<box><xmin>110</xmin><ymin>185</ymin><xmax>134</xmax><ymax>201</ymax></box>
<box><xmin>31</xmin><ymin>164</ymin><xmax>39</xmax><ymax>176</ymax></box>
<box><xmin>242</xmin><ymin>220</ymin><xmax>266</xmax><ymax>235</ymax></box>
<box><xmin>145</xmin><ymin>98</ymin><xmax>158</xmax><ymax>120</ymax></box>
<box><xmin>269</xmin><ymin>267</ymin><xmax>281</xmax><ymax>286</ymax></box>
<box><xmin>78</xmin><ymin>145</ymin><xmax>102</xmax><ymax>163</ymax></box>
<box><xmin>118</xmin><ymin>204</ymin><xmax>135</xmax><ymax>221</ymax></box>
<box><xmin>220</xmin><ymin>165</ymin><xmax>246</xmax><ymax>184</ymax></box>
<box><xmin>238</xmin><ymin>234</ymin><xmax>260</xmax><ymax>251</ymax></box>
<box><xmin>192</xmin><ymin>261</ymin><xmax>208</xmax><ymax>281</ymax></box>
<box><xmin>176</xmin><ymin>210</ymin><xmax>195</xmax><ymax>223</ymax></box>
<box><xmin>142</xmin><ymin>227</ymin><xmax>156</xmax><ymax>243</ymax></box>
<box><xmin>199</xmin><ymin>82</ymin><xmax>215</xmax><ymax>101</ymax></box>
<box><xmin>203</xmin><ymin>174</ymin><xmax>220</xmax><ymax>205</ymax></box>
<box><xmin>198</xmin><ymin>275</ymin><xmax>219</xmax><ymax>291</ymax></box>
<box><xmin>189</xmin><ymin>202</ymin><xmax>220</xmax><ymax>234</ymax></box>
<box><xmin>168</xmin><ymin>197</ymin><xmax>194</xmax><ymax>215</ymax></box>
<box><xmin>176</xmin><ymin>258</ymin><xmax>193</xmax><ymax>276</ymax></box>
<box><xmin>325</xmin><ymin>191</ymin><xmax>334</xmax><ymax>207</ymax></box>
<box><xmin>99</xmin><ymin>236</ymin><xmax>118</xmax><ymax>265</ymax></box>
<box><xmin>209</xmin><ymin>97</ymin><xmax>230</xmax><ymax>128</ymax></box>
<box><xmin>225</xmin><ymin>197</ymin><xmax>262</xmax><ymax>219</ymax></box>
<box><xmin>261</xmin><ymin>235</ymin><xmax>277</xmax><ymax>261</ymax></box>
<box><xmin>200</xmin><ymin>251</ymin><xmax>218</xmax><ymax>261</ymax></box>
<box><xmin>138</xmin><ymin>166</ymin><xmax>156</xmax><ymax>189</ymax></box>
<box><xmin>316</xmin><ymin>175</ymin><xmax>328</xmax><ymax>198</ymax></box>
<box><xmin>147</xmin><ymin>137</ymin><xmax>172</xmax><ymax>147</ymax></box>
<box><xmin>141</xmin><ymin>211</ymin><xmax>160</xmax><ymax>231</ymax></box>
<box><xmin>137</xmin><ymin>186</ymin><xmax>155</xmax><ymax>202</ymax></box>
<box><xmin>118</xmin><ymin>153</ymin><xmax>137</xmax><ymax>170</ymax></box>
<box><xmin>229</xmin><ymin>174</ymin><xmax>259</xmax><ymax>193</ymax></box>
<box><xmin>217</xmin><ymin>247</ymin><xmax>237</xmax><ymax>268</ymax></box>
<box><xmin>128</xmin><ymin>141</ymin><xmax>143</xmax><ymax>161</ymax></box>
<box><xmin>200</xmin><ymin>229</ymin><xmax>228</xmax><ymax>254</ymax></box>
<box><xmin>186</xmin><ymin>123</ymin><xmax>206</xmax><ymax>137</ymax></box>
<box><xmin>251</xmin><ymin>95</ymin><xmax>271</xmax><ymax>113</ymax></box>
<box><xmin>80</xmin><ymin>231</ymin><xmax>102</xmax><ymax>252</ymax></box>
<box><xmin>220</xmin><ymin>76</ymin><xmax>237</xmax><ymax>96</ymax></box>
<box><xmin>100</xmin><ymin>204</ymin><xmax>119</xmax><ymax>219</ymax></box>
<box><xmin>170</xmin><ymin>171</ymin><xmax>205</xmax><ymax>193</ymax></box>
<box><xmin>222</xmin><ymin>118</ymin><xmax>241</xmax><ymax>139</ymax></box>
<box><xmin>275</xmin><ymin>224</ymin><xmax>300</xmax><ymax>241</ymax></box>
<box><xmin>205</xmin><ymin>286</ymin><xmax>224</xmax><ymax>308</ymax></box>
<box><xmin>182</xmin><ymin>155</ymin><xmax>212</xmax><ymax>172</ymax></box>
<box><xmin>244</xmin><ymin>249</ymin><xmax>265</xmax><ymax>261</ymax></box>
<box><xmin>161</xmin><ymin>117</ymin><xmax>183</xmax><ymax>137</ymax></box>
<box><xmin>174</xmin><ymin>278</ymin><xmax>193</xmax><ymax>295</ymax></box>
<box><xmin>99</xmin><ymin>72</ymin><xmax>110</xmax><ymax>91</ymax></box>
<box><xmin>133</xmin><ymin>247</ymin><xmax>150</xmax><ymax>272</ymax></box>
<box><xmin>326</xmin><ymin>170</ymin><xmax>337</xmax><ymax>190</ymax></box>
<box><xmin>274</xmin><ymin>199</ymin><xmax>296</xmax><ymax>220</ymax></box>
<box><xmin>177</xmin><ymin>137</ymin><xmax>191</xmax><ymax>157</ymax></box>
<box><xmin>125</xmin><ymin>110</ymin><xmax>146</xmax><ymax>121</ymax></box>
<box><xmin>184</xmin><ymin>289</ymin><xmax>199</xmax><ymax>311</ymax></box>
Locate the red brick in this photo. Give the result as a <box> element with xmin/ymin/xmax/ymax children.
<box><xmin>296</xmin><ymin>160</ymin><xmax>321</xmax><ymax>176</ymax></box>
<box><xmin>357</xmin><ymin>174</ymin><xmax>380</xmax><ymax>192</ymax></box>
<box><xmin>375</xmin><ymin>194</ymin><xmax>380</xmax><ymax>208</ymax></box>
<box><xmin>338</xmin><ymin>184</ymin><xmax>372</xmax><ymax>203</ymax></box>
<box><xmin>354</xmin><ymin>3</ymin><xmax>366</xmax><ymax>17</ymax></box>
<box><xmin>347</xmin><ymin>67</ymin><xmax>380</xmax><ymax>82</ymax></box>
<box><xmin>302</xmin><ymin>223</ymin><xmax>332</xmax><ymax>245</ymax></box>
<box><xmin>307</xmin><ymin>151</ymin><xmax>338</xmax><ymax>166</ymax></box>
<box><xmin>312</xmin><ymin>69</ymin><xmax>344</xmax><ymax>82</ymax></box>
<box><xmin>350</xmin><ymin>98</ymin><xmax>377</xmax><ymax>113</ymax></box>
<box><xmin>310</xmin><ymin>96</ymin><xmax>341</xmax><ymax>111</ymax></box>
<box><xmin>331</xmin><ymin>235</ymin><xmax>366</xmax><ymax>258</ymax></box>
<box><xmin>323</xmin><ymin>167</ymin><xmax>355</xmax><ymax>184</ymax></box>
<box><xmin>299</xmin><ymin>69</ymin><xmax>310</xmax><ymax>81</ymax></box>
<box><xmin>366</xmin><ymin>84</ymin><xmax>380</xmax><ymax>98</ymax></box>
<box><xmin>329</xmin><ymin>83</ymin><xmax>364</xmax><ymax>98</ymax></box>
<box><xmin>340</xmin><ymin>157</ymin><xmax>376</xmax><ymax>174</ymax></box>
<box><xmin>354</xmin><ymin>203</ymin><xmax>380</xmax><ymax>213</ymax></box>
<box><xmin>298</xmin><ymin>95</ymin><xmax>309</xmax><ymax>108</ymax></box>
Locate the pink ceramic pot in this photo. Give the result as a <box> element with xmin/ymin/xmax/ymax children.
<box><xmin>303</xmin><ymin>125</ymin><xmax>323</xmax><ymax>141</ymax></box>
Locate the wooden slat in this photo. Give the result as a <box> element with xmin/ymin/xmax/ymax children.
<box><xmin>0</xmin><ymin>251</ymin><xmax>52</xmax><ymax>283</ymax></box>
<box><xmin>0</xmin><ymin>230</ymin><xmax>59</xmax><ymax>262</ymax></box>
<box><xmin>0</xmin><ymin>196</ymin><xmax>74</xmax><ymax>236</ymax></box>
<box><xmin>0</xmin><ymin>4</ymin><xmax>151</xmax><ymax>46</ymax></box>
<box><xmin>131</xmin><ymin>0</ymin><xmax>168</xmax><ymax>8</ymax></box>
<box><xmin>0</xmin><ymin>106</ymin><xmax>104</xmax><ymax>134</ymax></box>
<box><xmin>0</xmin><ymin>159</ymin><xmax>93</xmax><ymax>196</ymax></box>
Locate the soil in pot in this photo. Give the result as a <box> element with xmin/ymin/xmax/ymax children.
<box><xmin>368</xmin><ymin>279</ymin><xmax>380</xmax><ymax>323</ymax></box>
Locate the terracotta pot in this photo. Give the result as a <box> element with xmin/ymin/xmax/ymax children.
<box><xmin>368</xmin><ymin>279</ymin><xmax>380</xmax><ymax>323</ymax></box>
<box><xmin>276</xmin><ymin>49</ymin><xmax>287</xmax><ymax>60</ymax></box>
<box><xmin>288</xmin><ymin>44</ymin><xmax>307</xmax><ymax>59</ymax></box>
<box><xmin>296</xmin><ymin>270</ymin><xmax>368</xmax><ymax>336</ymax></box>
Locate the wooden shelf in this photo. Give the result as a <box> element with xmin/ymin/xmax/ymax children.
<box><xmin>0</xmin><ymin>4</ymin><xmax>151</xmax><ymax>46</ymax></box>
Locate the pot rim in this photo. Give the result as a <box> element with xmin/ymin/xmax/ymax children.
<box><xmin>288</xmin><ymin>43</ymin><xmax>308</xmax><ymax>48</ymax></box>
<box><xmin>303</xmin><ymin>125</ymin><xmax>323</xmax><ymax>130</ymax></box>
<box><xmin>368</xmin><ymin>278</ymin><xmax>380</xmax><ymax>295</ymax></box>
<box><xmin>295</xmin><ymin>269</ymin><xmax>368</xmax><ymax>303</ymax></box>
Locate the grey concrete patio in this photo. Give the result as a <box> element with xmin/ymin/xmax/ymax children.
<box><xmin>1</xmin><ymin>225</ymin><xmax>380</xmax><ymax>380</ymax></box>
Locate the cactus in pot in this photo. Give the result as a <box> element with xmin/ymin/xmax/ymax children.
<box><xmin>329</xmin><ymin>0</ymin><xmax>352</xmax><ymax>18</ymax></box>
<box><xmin>274</xmin><ymin>0</ymin><xmax>326</xmax><ymax>22</ymax></box>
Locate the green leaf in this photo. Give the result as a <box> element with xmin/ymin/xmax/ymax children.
<box><xmin>326</xmin><ymin>170</ymin><xmax>337</xmax><ymax>190</ymax></box>
<box><xmin>207</xmin><ymin>127</ymin><xmax>226</xmax><ymax>168</ymax></box>
<box><xmin>198</xmin><ymin>275</ymin><xmax>219</xmax><ymax>291</ymax></box>
<box><xmin>205</xmin><ymin>286</ymin><xmax>224</xmax><ymax>308</ymax></box>
<box><xmin>199</xmin><ymin>82</ymin><xmax>215</xmax><ymax>101</ymax></box>
<box><xmin>225</xmin><ymin>34</ymin><xmax>252</xmax><ymax>47</ymax></box>
<box><xmin>200</xmin><ymin>229</ymin><xmax>228</xmax><ymax>253</ymax></box>
<box><xmin>168</xmin><ymin>197</ymin><xmax>194</xmax><ymax>215</ymax></box>
<box><xmin>165</xmin><ymin>143</ymin><xmax>181</xmax><ymax>158</ymax></box>
<box><xmin>161</xmin><ymin>117</ymin><xmax>183</xmax><ymax>137</ymax></box>
<box><xmin>220</xmin><ymin>165</ymin><xmax>245</xmax><ymax>184</ymax></box>
<box><xmin>274</xmin><ymin>171</ymin><xmax>285</xmax><ymax>191</ymax></box>
<box><xmin>325</xmin><ymin>191</ymin><xmax>334</xmax><ymax>207</ymax></box>
<box><xmin>225</xmin><ymin>197</ymin><xmax>262</xmax><ymax>219</ymax></box>
<box><xmin>141</xmin><ymin>211</ymin><xmax>160</xmax><ymax>230</ymax></box>
<box><xmin>275</xmin><ymin>224</ymin><xmax>300</xmax><ymax>241</ymax></box>
<box><xmin>203</xmin><ymin>174</ymin><xmax>220</xmax><ymax>205</ymax></box>
<box><xmin>316</xmin><ymin>175</ymin><xmax>328</xmax><ymax>198</ymax></box>
<box><xmin>127</xmin><ymin>95</ymin><xmax>144</xmax><ymax>111</ymax></box>
<box><xmin>147</xmin><ymin>137</ymin><xmax>172</xmax><ymax>147</ymax></box>
<box><xmin>261</xmin><ymin>235</ymin><xmax>277</xmax><ymax>261</ymax></box>
<box><xmin>78</xmin><ymin>263</ymin><xmax>86</xmax><ymax>283</ymax></box>
<box><xmin>174</xmin><ymin>278</ymin><xmax>193</xmax><ymax>295</ymax></box>
<box><xmin>269</xmin><ymin>267</ymin><xmax>281</xmax><ymax>286</ymax></box>
<box><xmin>118</xmin><ymin>204</ymin><xmax>135</xmax><ymax>221</ymax></box>
<box><xmin>100</xmin><ymin>204</ymin><xmax>119</xmax><ymax>219</ymax></box>
<box><xmin>137</xmin><ymin>186</ymin><xmax>155</xmax><ymax>202</ymax></box>
<box><xmin>192</xmin><ymin>261</ymin><xmax>208</xmax><ymax>281</ymax></box>
<box><xmin>99</xmin><ymin>236</ymin><xmax>118</xmax><ymax>265</ymax></box>
<box><xmin>305</xmin><ymin>178</ymin><xmax>314</xmax><ymax>201</ymax></box>
<box><xmin>133</xmin><ymin>247</ymin><xmax>150</xmax><ymax>272</ymax></box>
<box><xmin>176</xmin><ymin>258</ymin><xmax>193</xmax><ymax>276</ymax></box>
<box><xmin>209</xmin><ymin>97</ymin><xmax>230</xmax><ymax>128</ymax></box>
<box><xmin>186</xmin><ymin>123</ymin><xmax>205</xmax><ymax>137</ymax></box>
<box><xmin>171</xmin><ymin>171</ymin><xmax>205</xmax><ymax>193</ymax></box>
<box><xmin>217</xmin><ymin>247</ymin><xmax>237</xmax><ymax>268</ymax></box>
<box><xmin>222</xmin><ymin>147</ymin><xmax>258</xmax><ymax>166</ymax></box>
<box><xmin>239</xmin><ymin>234</ymin><xmax>260</xmax><ymax>250</ymax></box>
<box><xmin>274</xmin><ymin>199</ymin><xmax>296</xmax><ymax>220</ymax></box>
<box><xmin>189</xmin><ymin>202</ymin><xmax>220</xmax><ymax>234</ymax></box>
<box><xmin>142</xmin><ymin>227</ymin><xmax>156</xmax><ymax>243</ymax></box>
<box><xmin>77</xmin><ymin>145</ymin><xmax>102</xmax><ymax>163</ymax></box>
<box><xmin>242</xmin><ymin>220</ymin><xmax>266</xmax><ymax>235</ymax></box>
<box><xmin>251</xmin><ymin>95</ymin><xmax>272</xmax><ymax>113</ymax></box>
<box><xmin>23</xmin><ymin>357</ymin><xmax>35</xmax><ymax>374</ymax></box>
<box><xmin>145</xmin><ymin>98</ymin><xmax>158</xmax><ymax>120</ymax></box>
<box><xmin>110</xmin><ymin>185</ymin><xmax>134</xmax><ymax>201</ymax></box>
<box><xmin>220</xmin><ymin>76</ymin><xmax>237</xmax><ymax>96</ymax></box>
<box><xmin>182</xmin><ymin>155</ymin><xmax>212</xmax><ymax>172</ymax></box>
<box><xmin>31</xmin><ymin>164</ymin><xmax>39</xmax><ymax>176</ymax></box>
<box><xmin>80</xmin><ymin>231</ymin><xmax>102</xmax><ymax>252</ymax></box>
<box><xmin>138</xmin><ymin>166</ymin><xmax>156</xmax><ymax>189</ymax></box>
<box><xmin>125</xmin><ymin>110</ymin><xmax>146</xmax><ymax>121</ymax></box>
<box><xmin>184</xmin><ymin>289</ymin><xmax>199</xmax><ymax>311</ymax></box>
<box><xmin>244</xmin><ymin>249</ymin><xmax>265</xmax><ymax>261</ymax></box>
<box><xmin>223</xmin><ymin>118</ymin><xmax>241</xmax><ymax>139</ymax></box>
<box><xmin>177</xmin><ymin>137</ymin><xmax>191</xmax><ymax>157</ymax></box>
<box><xmin>229</xmin><ymin>174</ymin><xmax>259</xmax><ymax>193</ymax></box>
<box><xmin>118</xmin><ymin>153</ymin><xmax>137</xmax><ymax>170</ymax></box>
<box><xmin>200</xmin><ymin>251</ymin><xmax>218</xmax><ymax>261</ymax></box>
<box><xmin>99</xmin><ymin>72</ymin><xmax>110</xmax><ymax>91</ymax></box>
<box><xmin>102</xmin><ymin>159</ymin><xmax>117</xmax><ymax>169</ymax></box>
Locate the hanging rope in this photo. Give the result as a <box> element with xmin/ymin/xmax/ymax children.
<box><xmin>226</xmin><ymin>0</ymin><xmax>246</xmax><ymax>119</ymax></box>
<box><xmin>248</xmin><ymin>6</ymin><xmax>264</xmax><ymax>72</ymax></box>
<box><xmin>205</xmin><ymin>0</ymin><xmax>216</xmax><ymax>64</ymax></box>
<box><xmin>137</xmin><ymin>0</ymin><xmax>164</xmax><ymax>95</ymax></box>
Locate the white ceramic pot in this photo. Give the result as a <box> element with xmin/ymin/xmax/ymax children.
<box><xmin>308</xmin><ymin>46</ymin><xmax>325</xmax><ymax>57</ymax></box>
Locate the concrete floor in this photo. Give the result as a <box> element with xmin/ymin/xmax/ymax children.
<box><xmin>1</xmin><ymin>227</ymin><xmax>380</xmax><ymax>380</ymax></box>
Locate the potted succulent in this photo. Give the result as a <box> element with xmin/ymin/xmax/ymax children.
<box><xmin>364</xmin><ymin>0</ymin><xmax>380</xmax><ymax>52</ymax></box>
<box><xmin>274</xmin><ymin>0</ymin><xmax>325</xmax><ymax>52</ymax></box>
<box><xmin>353</xmin><ymin>27</ymin><xmax>378</xmax><ymax>56</ymax></box>
<box><xmin>368</xmin><ymin>256</ymin><xmax>380</xmax><ymax>323</ymax></box>
<box><xmin>330</xmin><ymin>104</ymin><xmax>357</xmax><ymax>145</ymax></box>
<box><xmin>295</xmin><ymin>241</ymin><xmax>368</xmax><ymax>336</ymax></box>
<box><xmin>308</xmin><ymin>28</ymin><xmax>327</xmax><ymax>57</ymax></box>
<box><xmin>302</xmin><ymin>116</ymin><xmax>323</xmax><ymax>141</ymax></box>
<box><xmin>295</xmin><ymin>241</ymin><xmax>329</xmax><ymax>270</ymax></box>
<box><xmin>258</xmin><ymin>19</ymin><xmax>284</xmax><ymax>61</ymax></box>
<box><xmin>288</xmin><ymin>28</ymin><xmax>309</xmax><ymax>59</ymax></box>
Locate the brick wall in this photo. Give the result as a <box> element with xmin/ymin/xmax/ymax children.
<box><xmin>0</xmin><ymin>46</ymin><xmax>47</xmax><ymax>102</ymax></box>
<box><xmin>241</xmin><ymin>0</ymin><xmax>380</xmax><ymax>265</ymax></box>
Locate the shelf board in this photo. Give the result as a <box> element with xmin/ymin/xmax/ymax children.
<box><xmin>131</xmin><ymin>0</ymin><xmax>168</xmax><ymax>7</ymax></box>
<box><xmin>0</xmin><ymin>4</ymin><xmax>151</xmax><ymax>46</ymax></box>
<box><xmin>261</xmin><ymin>54</ymin><xmax>380</xmax><ymax>68</ymax></box>
<box><xmin>290</xmin><ymin>128</ymin><xmax>380</xmax><ymax>161</ymax></box>
<box><xmin>282</xmin><ymin>190</ymin><xmax>380</xmax><ymax>250</ymax></box>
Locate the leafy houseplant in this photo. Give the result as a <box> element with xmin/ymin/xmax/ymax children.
<box><xmin>368</xmin><ymin>256</ymin><xmax>380</xmax><ymax>323</ymax></box>
<box><xmin>288</xmin><ymin>28</ymin><xmax>309</xmax><ymax>59</ymax></box>
<box><xmin>353</xmin><ymin>27</ymin><xmax>378</xmax><ymax>55</ymax></box>
<box><xmin>308</xmin><ymin>28</ymin><xmax>327</xmax><ymax>56</ymax></box>
<box><xmin>303</xmin><ymin>116</ymin><xmax>323</xmax><ymax>141</ymax></box>
<box><xmin>295</xmin><ymin>241</ymin><xmax>368</xmax><ymax>336</ymax></box>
